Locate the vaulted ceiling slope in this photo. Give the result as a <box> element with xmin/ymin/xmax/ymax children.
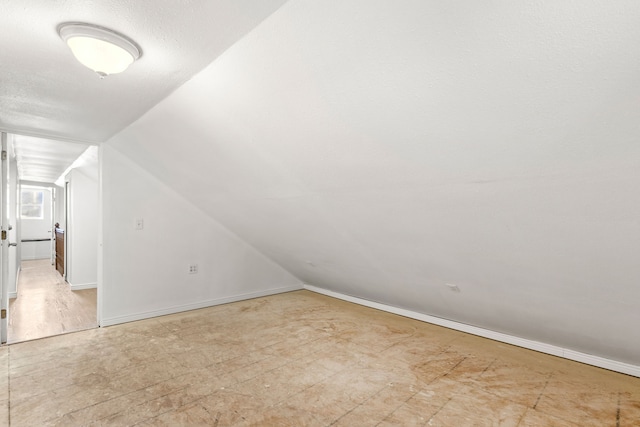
<box><xmin>107</xmin><ymin>1</ymin><xmax>640</xmax><ymax>365</ymax></box>
<box><xmin>0</xmin><ymin>0</ymin><xmax>288</xmax><ymax>143</ymax></box>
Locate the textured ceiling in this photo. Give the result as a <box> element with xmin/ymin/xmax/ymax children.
<box><xmin>107</xmin><ymin>0</ymin><xmax>640</xmax><ymax>365</ymax></box>
<box><xmin>13</xmin><ymin>135</ymin><xmax>90</xmax><ymax>183</ymax></box>
<box><xmin>0</xmin><ymin>0</ymin><xmax>288</xmax><ymax>143</ymax></box>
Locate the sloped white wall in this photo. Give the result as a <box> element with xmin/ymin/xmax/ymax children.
<box><xmin>107</xmin><ymin>1</ymin><xmax>640</xmax><ymax>364</ymax></box>
<box><xmin>100</xmin><ymin>145</ymin><xmax>301</xmax><ymax>325</ymax></box>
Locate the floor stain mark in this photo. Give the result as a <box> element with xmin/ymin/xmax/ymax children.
<box><xmin>480</xmin><ymin>358</ymin><xmax>497</xmax><ymax>377</ymax></box>
<box><xmin>532</xmin><ymin>374</ymin><xmax>552</xmax><ymax>409</ymax></box>
<box><xmin>330</xmin><ymin>383</ymin><xmax>389</xmax><ymax>425</ymax></box>
<box><xmin>616</xmin><ymin>392</ymin><xmax>621</xmax><ymax>427</ymax></box>
<box><xmin>425</xmin><ymin>397</ymin><xmax>452</xmax><ymax>425</ymax></box>
<box><xmin>443</xmin><ymin>356</ymin><xmax>467</xmax><ymax>377</ymax></box>
<box><xmin>374</xmin><ymin>383</ymin><xmax>430</xmax><ymax>427</ymax></box>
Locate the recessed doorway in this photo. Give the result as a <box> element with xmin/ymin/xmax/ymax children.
<box><xmin>2</xmin><ymin>133</ymin><xmax>99</xmax><ymax>343</ymax></box>
<box><xmin>8</xmin><ymin>259</ymin><xmax>97</xmax><ymax>342</ymax></box>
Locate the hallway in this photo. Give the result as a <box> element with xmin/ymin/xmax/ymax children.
<box><xmin>8</xmin><ymin>259</ymin><xmax>97</xmax><ymax>343</ymax></box>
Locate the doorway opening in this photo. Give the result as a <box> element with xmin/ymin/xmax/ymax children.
<box><xmin>2</xmin><ymin>133</ymin><xmax>100</xmax><ymax>344</ymax></box>
<box><xmin>9</xmin><ymin>260</ymin><xmax>97</xmax><ymax>342</ymax></box>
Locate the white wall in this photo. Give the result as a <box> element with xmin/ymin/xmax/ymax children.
<box><xmin>53</xmin><ymin>185</ymin><xmax>64</xmax><ymax>229</ymax></box>
<box><xmin>20</xmin><ymin>187</ymin><xmax>52</xmax><ymax>262</ymax></box>
<box><xmin>100</xmin><ymin>145</ymin><xmax>301</xmax><ymax>325</ymax></box>
<box><xmin>106</xmin><ymin>1</ymin><xmax>640</xmax><ymax>366</ymax></box>
<box><xmin>52</xmin><ymin>185</ymin><xmax>64</xmax><ymax>266</ymax></box>
<box><xmin>7</xmin><ymin>146</ymin><xmax>19</xmax><ymax>297</ymax></box>
<box><xmin>20</xmin><ymin>241</ymin><xmax>51</xmax><ymax>262</ymax></box>
<box><xmin>20</xmin><ymin>187</ymin><xmax>52</xmax><ymax>239</ymax></box>
<box><xmin>65</xmin><ymin>167</ymin><xmax>98</xmax><ymax>289</ymax></box>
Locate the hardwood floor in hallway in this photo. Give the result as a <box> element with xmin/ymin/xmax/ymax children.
<box><xmin>8</xmin><ymin>259</ymin><xmax>97</xmax><ymax>343</ymax></box>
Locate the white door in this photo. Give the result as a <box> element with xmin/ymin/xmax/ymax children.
<box><xmin>1</xmin><ymin>132</ymin><xmax>8</xmax><ymax>343</ymax></box>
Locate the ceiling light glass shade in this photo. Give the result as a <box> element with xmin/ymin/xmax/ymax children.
<box><xmin>58</xmin><ymin>23</ymin><xmax>141</xmax><ymax>77</ymax></box>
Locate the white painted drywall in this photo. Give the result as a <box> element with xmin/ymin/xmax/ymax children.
<box><xmin>53</xmin><ymin>185</ymin><xmax>64</xmax><ymax>228</ymax></box>
<box><xmin>52</xmin><ymin>184</ymin><xmax>64</xmax><ymax>268</ymax></box>
<box><xmin>8</xmin><ymin>149</ymin><xmax>19</xmax><ymax>296</ymax></box>
<box><xmin>106</xmin><ymin>1</ymin><xmax>640</xmax><ymax>366</ymax></box>
<box><xmin>19</xmin><ymin>187</ymin><xmax>52</xmax><ymax>261</ymax></box>
<box><xmin>20</xmin><ymin>241</ymin><xmax>51</xmax><ymax>262</ymax></box>
<box><xmin>100</xmin><ymin>145</ymin><xmax>301</xmax><ymax>324</ymax></box>
<box><xmin>65</xmin><ymin>167</ymin><xmax>98</xmax><ymax>288</ymax></box>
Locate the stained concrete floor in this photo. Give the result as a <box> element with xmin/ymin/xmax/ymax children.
<box><xmin>0</xmin><ymin>290</ymin><xmax>639</xmax><ymax>426</ymax></box>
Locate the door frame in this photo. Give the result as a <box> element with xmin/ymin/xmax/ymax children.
<box><xmin>1</xmin><ymin>132</ymin><xmax>8</xmax><ymax>343</ymax></box>
<box><xmin>0</xmin><ymin>133</ymin><xmax>103</xmax><ymax>343</ymax></box>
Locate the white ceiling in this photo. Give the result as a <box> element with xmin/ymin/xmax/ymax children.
<box><xmin>1</xmin><ymin>0</ymin><xmax>288</xmax><ymax>182</ymax></box>
<box><xmin>13</xmin><ymin>135</ymin><xmax>90</xmax><ymax>184</ymax></box>
<box><xmin>0</xmin><ymin>0</ymin><xmax>288</xmax><ymax>144</ymax></box>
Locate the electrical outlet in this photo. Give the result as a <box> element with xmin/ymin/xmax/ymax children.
<box><xmin>135</xmin><ymin>218</ymin><xmax>144</xmax><ymax>230</ymax></box>
<box><xmin>188</xmin><ymin>264</ymin><xmax>198</xmax><ymax>274</ymax></box>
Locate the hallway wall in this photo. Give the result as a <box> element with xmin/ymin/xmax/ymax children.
<box><xmin>20</xmin><ymin>187</ymin><xmax>52</xmax><ymax>262</ymax></box>
<box><xmin>7</xmin><ymin>148</ymin><xmax>19</xmax><ymax>297</ymax></box>
<box><xmin>65</xmin><ymin>167</ymin><xmax>98</xmax><ymax>289</ymax></box>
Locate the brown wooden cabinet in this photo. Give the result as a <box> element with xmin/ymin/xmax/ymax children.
<box><xmin>55</xmin><ymin>227</ymin><xmax>64</xmax><ymax>276</ymax></box>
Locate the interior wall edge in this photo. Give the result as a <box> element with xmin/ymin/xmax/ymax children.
<box><xmin>100</xmin><ymin>283</ymin><xmax>303</xmax><ymax>327</ymax></box>
<box><xmin>10</xmin><ymin>268</ymin><xmax>21</xmax><ymax>300</ymax></box>
<box><xmin>0</xmin><ymin>127</ymin><xmax>102</xmax><ymax>145</ymax></box>
<box><xmin>69</xmin><ymin>283</ymin><xmax>97</xmax><ymax>291</ymax></box>
<box><xmin>19</xmin><ymin>256</ymin><xmax>49</xmax><ymax>261</ymax></box>
<box><xmin>304</xmin><ymin>284</ymin><xmax>640</xmax><ymax>379</ymax></box>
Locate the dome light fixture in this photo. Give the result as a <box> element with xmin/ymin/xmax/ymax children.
<box><xmin>58</xmin><ymin>23</ymin><xmax>141</xmax><ymax>78</ymax></box>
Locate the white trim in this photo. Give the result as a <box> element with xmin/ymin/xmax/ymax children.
<box><xmin>0</xmin><ymin>126</ymin><xmax>99</xmax><ymax>145</ymax></box>
<box><xmin>100</xmin><ymin>284</ymin><xmax>303</xmax><ymax>327</ymax></box>
<box><xmin>12</xmin><ymin>266</ymin><xmax>20</xmax><ymax>299</ymax></box>
<box><xmin>70</xmin><ymin>282</ymin><xmax>97</xmax><ymax>291</ymax></box>
<box><xmin>20</xmin><ymin>255</ymin><xmax>51</xmax><ymax>261</ymax></box>
<box><xmin>96</xmin><ymin>144</ymin><xmax>103</xmax><ymax>327</ymax></box>
<box><xmin>304</xmin><ymin>284</ymin><xmax>640</xmax><ymax>378</ymax></box>
<box><xmin>19</xmin><ymin>180</ymin><xmax>60</xmax><ymax>188</ymax></box>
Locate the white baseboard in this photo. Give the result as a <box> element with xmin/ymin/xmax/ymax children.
<box><xmin>100</xmin><ymin>284</ymin><xmax>303</xmax><ymax>327</ymax></box>
<box><xmin>70</xmin><ymin>283</ymin><xmax>97</xmax><ymax>291</ymax></box>
<box><xmin>8</xmin><ymin>292</ymin><xmax>17</xmax><ymax>299</ymax></box>
<box><xmin>304</xmin><ymin>284</ymin><xmax>640</xmax><ymax>378</ymax></box>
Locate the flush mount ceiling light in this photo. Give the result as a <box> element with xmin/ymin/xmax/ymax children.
<box><xmin>58</xmin><ymin>23</ymin><xmax>141</xmax><ymax>78</ymax></box>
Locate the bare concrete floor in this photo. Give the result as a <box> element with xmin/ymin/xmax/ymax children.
<box><xmin>8</xmin><ymin>259</ymin><xmax>97</xmax><ymax>344</ymax></box>
<box><xmin>0</xmin><ymin>290</ymin><xmax>638</xmax><ymax>425</ymax></box>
